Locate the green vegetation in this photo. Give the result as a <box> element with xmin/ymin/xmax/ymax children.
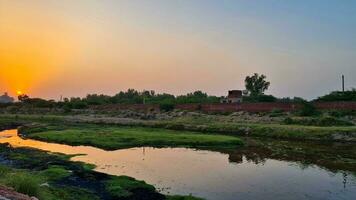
<box><xmin>0</xmin><ymin>145</ymin><xmax>101</xmax><ymax>199</ymax></box>
<box><xmin>2</xmin><ymin>113</ymin><xmax>356</xmax><ymax>143</ymax></box>
<box><xmin>167</xmin><ymin>195</ymin><xmax>205</xmax><ymax>200</ymax></box>
<box><xmin>39</xmin><ymin>165</ymin><xmax>72</xmax><ymax>181</ymax></box>
<box><xmin>0</xmin><ymin>143</ymin><xmax>201</xmax><ymax>200</ymax></box>
<box><xmin>9</xmin><ymin>89</ymin><xmax>221</xmax><ymax>110</ymax></box>
<box><xmin>161</xmin><ymin>116</ymin><xmax>356</xmax><ymax>142</ymax></box>
<box><xmin>296</xmin><ymin>101</ymin><xmax>319</xmax><ymax>116</ymax></box>
<box><xmin>105</xmin><ymin>176</ymin><xmax>156</xmax><ymax>198</ymax></box>
<box><xmin>244</xmin><ymin>73</ymin><xmax>270</xmax><ymax>96</ymax></box>
<box><xmin>6</xmin><ymin>173</ymin><xmax>41</xmax><ymax>197</ymax></box>
<box><xmin>25</xmin><ymin>125</ymin><xmax>243</xmax><ymax>150</ymax></box>
<box><xmin>284</xmin><ymin>116</ymin><xmax>354</xmax><ymax>127</ymax></box>
<box><xmin>316</xmin><ymin>89</ymin><xmax>356</xmax><ymax>102</ymax></box>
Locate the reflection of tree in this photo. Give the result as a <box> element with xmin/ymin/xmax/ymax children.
<box><xmin>217</xmin><ymin>138</ymin><xmax>356</xmax><ymax>188</ymax></box>
<box><xmin>221</xmin><ymin>138</ymin><xmax>356</xmax><ymax>175</ymax></box>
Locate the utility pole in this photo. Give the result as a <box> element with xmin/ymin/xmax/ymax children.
<box><xmin>342</xmin><ymin>75</ymin><xmax>345</xmax><ymax>92</ymax></box>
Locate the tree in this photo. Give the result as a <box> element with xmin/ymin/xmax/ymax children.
<box><xmin>245</xmin><ymin>73</ymin><xmax>270</xmax><ymax>96</ymax></box>
<box><xmin>18</xmin><ymin>94</ymin><xmax>30</xmax><ymax>103</ymax></box>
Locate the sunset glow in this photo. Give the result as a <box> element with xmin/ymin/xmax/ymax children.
<box><xmin>0</xmin><ymin>0</ymin><xmax>355</xmax><ymax>99</ymax></box>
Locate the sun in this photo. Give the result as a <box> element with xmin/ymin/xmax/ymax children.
<box><xmin>16</xmin><ymin>91</ymin><xmax>23</xmax><ymax>95</ymax></box>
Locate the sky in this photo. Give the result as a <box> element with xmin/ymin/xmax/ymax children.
<box><xmin>0</xmin><ymin>0</ymin><xmax>355</xmax><ymax>100</ymax></box>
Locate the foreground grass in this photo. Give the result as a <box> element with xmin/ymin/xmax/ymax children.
<box><xmin>24</xmin><ymin>125</ymin><xmax>243</xmax><ymax>150</ymax></box>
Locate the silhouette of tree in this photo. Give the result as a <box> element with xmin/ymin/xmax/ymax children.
<box><xmin>18</xmin><ymin>94</ymin><xmax>30</xmax><ymax>102</ymax></box>
<box><xmin>245</xmin><ymin>73</ymin><xmax>270</xmax><ymax>96</ymax></box>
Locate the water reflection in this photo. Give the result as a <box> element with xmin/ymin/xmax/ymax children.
<box><xmin>0</xmin><ymin>129</ymin><xmax>355</xmax><ymax>200</ymax></box>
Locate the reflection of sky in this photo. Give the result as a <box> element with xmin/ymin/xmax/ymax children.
<box><xmin>1</xmin><ymin>129</ymin><xmax>355</xmax><ymax>200</ymax></box>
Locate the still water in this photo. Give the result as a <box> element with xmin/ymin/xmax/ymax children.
<box><xmin>0</xmin><ymin>129</ymin><xmax>355</xmax><ymax>200</ymax></box>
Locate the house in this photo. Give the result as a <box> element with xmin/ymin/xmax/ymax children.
<box><xmin>0</xmin><ymin>92</ymin><xmax>14</xmax><ymax>104</ymax></box>
<box><xmin>221</xmin><ymin>90</ymin><xmax>243</xmax><ymax>103</ymax></box>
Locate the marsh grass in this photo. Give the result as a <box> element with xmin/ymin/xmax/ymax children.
<box><xmin>105</xmin><ymin>176</ymin><xmax>156</xmax><ymax>198</ymax></box>
<box><xmin>6</xmin><ymin>173</ymin><xmax>41</xmax><ymax>197</ymax></box>
<box><xmin>167</xmin><ymin>195</ymin><xmax>205</xmax><ymax>200</ymax></box>
<box><xmin>29</xmin><ymin>126</ymin><xmax>243</xmax><ymax>150</ymax></box>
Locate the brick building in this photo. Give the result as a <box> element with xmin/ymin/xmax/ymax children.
<box><xmin>221</xmin><ymin>90</ymin><xmax>243</xmax><ymax>103</ymax></box>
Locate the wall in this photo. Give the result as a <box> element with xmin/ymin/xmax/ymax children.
<box><xmin>90</xmin><ymin>102</ymin><xmax>356</xmax><ymax>113</ymax></box>
<box><xmin>176</xmin><ymin>103</ymin><xmax>298</xmax><ymax>112</ymax></box>
<box><xmin>90</xmin><ymin>104</ymin><xmax>160</xmax><ymax>112</ymax></box>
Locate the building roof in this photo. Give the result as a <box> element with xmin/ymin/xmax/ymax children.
<box><xmin>228</xmin><ymin>90</ymin><xmax>242</xmax><ymax>98</ymax></box>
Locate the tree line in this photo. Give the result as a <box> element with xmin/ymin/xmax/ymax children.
<box><xmin>11</xmin><ymin>73</ymin><xmax>355</xmax><ymax>109</ymax></box>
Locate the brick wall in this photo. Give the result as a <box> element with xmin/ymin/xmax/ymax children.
<box><xmin>177</xmin><ymin>102</ymin><xmax>356</xmax><ymax>112</ymax></box>
<box><xmin>91</xmin><ymin>102</ymin><xmax>356</xmax><ymax>113</ymax></box>
<box><xmin>90</xmin><ymin>104</ymin><xmax>160</xmax><ymax>112</ymax></box>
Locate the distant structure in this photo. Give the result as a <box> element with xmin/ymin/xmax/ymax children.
<box><xmin>220</xmin><ymin>90</ymin><xmax>243</xmax><ymax>103</ymax></box>
<box><xmin>0</xmin><ymin>92</ymin><xmax>14</xmax><ymax>104</ymax></box>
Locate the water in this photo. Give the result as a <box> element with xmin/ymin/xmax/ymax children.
<box><xmin>0</xmin><ymin>129</ymin><xmax>355</xmax><ymax>200</ymax></box>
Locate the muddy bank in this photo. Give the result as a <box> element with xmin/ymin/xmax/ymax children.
<box><xmin>0</xmin><ymin>185</ymin><xmax>38</xmax><ymax>200</ymax></box>
<box><xmin>0</xmin><ymin>143</ymin><xmax>167</xmax><ymax>200</ymax></box>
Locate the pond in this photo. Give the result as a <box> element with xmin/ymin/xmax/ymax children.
<box><xmin>0</xmin><ymin>129</ymin><xmax>355</xmax><ymax>200</ymax></box>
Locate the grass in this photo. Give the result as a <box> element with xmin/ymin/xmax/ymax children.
<box><xmin>105</xmin><ymin>176</ymin><xmax>156</xmax><ymax>198</ymax></box>
<box><xmin>0</xmin><ymin>167</ymin><xmax>100</xmax><ymax>200</ymax></box>
<box><xmin>2</xmin><ymin>113</ymin><xmax>356</xmax><ymax>143</ymax></box>
<box><xmin>6</xmin><ymin>173</ymin><xmax>41</xmax><ymax>197</ymax></box>
<box><xmin>161</xmin><ymin>116</ymin><xmax>356</xmax><ymax>141</ymax></box>
<box><xmin>27</xmin><ymin>125</ymin><xmax>243</xmax><ymax>150</ymax></box>
<box><xmin>0</xmin><ymin>115</ymin><xmax>356</xmax><ymax>142</ymax></box>
<box><xmin>167</xmin><ymin>195</ymin><xmax>205</xmax><ymax>200</ymax></box>
<box><xmin>39</xmin><ymin>165</ymin><xmax>72</xmax><ymax>181</ymax></box>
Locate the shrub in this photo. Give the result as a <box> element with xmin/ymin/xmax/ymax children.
<box><xmin>40</xmin><ymin>166</ymin><xmax>71</xmax><ymax>181</ymax></box>
<box><xmin>269</xmin><ymin>108</ymin><xmax>284</xmax><ymax>117</ymax></box>
<box><xmin>0</xmin><ymin>165</ymin><xmax>10</xmax><ymax>177</ymax></box>
<box><xmin>317</xmin><ymin>116</ymin><xmax>354</xmax><ymax>126</ymax></box>
<box><xmin>243</xmin><ymin>94</ymin><xmax>277</xmax><ymax>102</ymax></box>
<box><xmin>7</xmin><ymin>173</ymin><xmax>41</xmax><ymax>197</ymax></box>
<box><xmin>316</xmin><ymin>90</ymin><xmax>356</xmax><ymax>102</ymax></box>
<box><xmin>283</xmin><ymin>116</ymin><xmax>353</xmax><ymax>127</ymax></box>
<box><xmin>297</xmin><ymin>101</ymin><xmax>319</xmax><ymax>116</ymax></box>
<box><xmin>105</xmin><ymin>176</ymin><xmax>155</xmax><ymax>198</ymax></box>
<box><xmin>329</xmin><ymin>110</ymin><xmax>356</xmax><ymax>117</ymax></box>
<box><xmin>159</xmin><ymin>102</ymin><xmax>175</xmax><ymax>112</ymax></box>
<box><xmin>283</xmin><ymin>117</ymin><xmax>294</xmax><ymax>125</ymax></box>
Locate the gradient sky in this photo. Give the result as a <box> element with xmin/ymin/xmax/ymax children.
<box><xmin>1</xmin><ymin>0</ymin><xmax>355</xmax><ymax>100</ymax></box>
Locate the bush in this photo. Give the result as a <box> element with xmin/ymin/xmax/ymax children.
<box><xmin>0</xmin><ymin>165</ymin><xmax>10</xmax><ymax>177</ymax></box>
<box><xmin>159</xmin><ymin>102</ymin><xmax>175</xmax><ymax>112</ymax></box>
<box><xmin>269</xmin><ymin>109</ymin><xmax>284</xmax><ymax>117</ymax></box>
<box><xmin>283</xmin><ymin>117</ymin><xmax>294</xmax><ymax>125</ymax></box>
<box><xmin>105</xmin><ymin>176</ymin><xmax>155</xmax><ymax>198</ymax></box>
<box><xmin>329</xmin><ymin>110</ymin><xmax>356</xmax><ymax>117</ymax></box>
<box><xmin>316</xmin><ymin>90</ymin><xmax>356</xmax><ymax>102</ymax></box>
<box><xmin>297</xmin><ymin>101</ymin><xmax>319</xmax><ymax>116</ymax></box>
<box><xmin>71</xmin><ymin>101</ymin><xmax>88</xmax><ymax>109</ymax></box>
<box><xmin>317</xmin><ymin>116</ymin><xmax>354</xmax><ymax>126</ymax></box>
<box><xmin>283</xmin><ymin>116</ymin><xmax>353</xmax><ymax>127</ymax></box>
<box><xmin>243</xmin><ymin>94</ymin><xmax>277</xmax><ymax>102</ymax></box>
<box><xmin>7</xmin><ymin>173</ymin><xmax>41</xmax><ymax>197</ymax></box>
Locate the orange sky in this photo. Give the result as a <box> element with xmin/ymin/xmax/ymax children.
<box><xmin>1</xmin><ymin>1</ymin><xmax>355</xmax><ymax>99</ymax></box>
